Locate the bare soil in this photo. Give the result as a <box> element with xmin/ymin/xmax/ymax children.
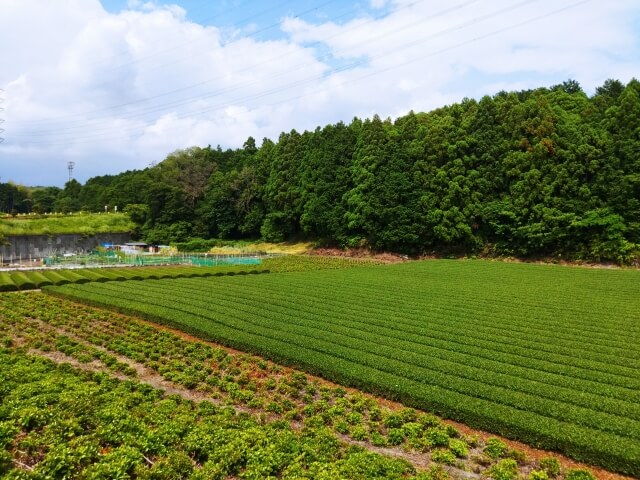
<box><xmin>308</xmin><ymin>247</ymin><xmax>408</xmax><ymax>263</ymax></box>
<box><xmin>307</xmin><ymin>246</ymin><xmax>637</xmax><ymax>269</ymax></box>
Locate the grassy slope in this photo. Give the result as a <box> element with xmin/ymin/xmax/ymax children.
<box><xmin>0</xmin><ymin>213</ymin><xmax>133</xmax><ymax>237</ymax></box>
<box><xmin>46</xmin><ymin>260</ymin><xmax>640</xmax><ymax>475</ymax></box>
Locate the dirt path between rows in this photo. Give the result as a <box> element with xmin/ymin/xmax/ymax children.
<box><xmin>25</xmin><ymin>346</ymin><xmax>478</xmax><ymax>479</ymax></box>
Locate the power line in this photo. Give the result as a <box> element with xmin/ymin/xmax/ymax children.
<box><xmin>265</xmin><ymin>0</ymin><xmax>594</xmax><ymax>111</ymax></box>
<box><xmin>114</xmin><ymin>0</ymin><xmax>342</xmax><ymax>76</ymax></box>
<box><xmin>12</xmin><ymin>0</ymin><xmax>483</xmax><ymax>137</ymax></box>
<box><xmin>14</xmin><ymin>0</ymin><xmax>590</xmax><ymax>147</ymax></box>
<box><xmin>14</xmin><ymin>0</ymin><xmax>337</xmax><ymax>126</ymax></box>
<box><xmin>11</xmin><ymin>0</ymin><xmax>535</xmax><ymax>144</ymax></box>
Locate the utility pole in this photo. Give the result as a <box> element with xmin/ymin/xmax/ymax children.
<box><xmin>67</xmin><ymin>161</ymin><xmax>75</xmax><ymax>182</ymax></box>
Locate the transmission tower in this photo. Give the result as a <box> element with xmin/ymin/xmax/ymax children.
<box><xmin>0</xmin><ymin>89</ymin><xmax>4</xmax><ymax>144</ymax></box>
<box><xmin>67</xmin><ymin>161</ymin><xmax>75</xmax><ymax>182</ymax></box>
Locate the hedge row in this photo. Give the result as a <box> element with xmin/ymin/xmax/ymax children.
<box><xmin>0</xmin><ymin>266</ymin><xmax>270</xmax><ymax>290</ymax></box>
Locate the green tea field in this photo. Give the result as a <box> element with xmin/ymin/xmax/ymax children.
<box><xmin>0</xmin><ymin>256</ymin><xmax>379</xmax><ymax>291</ymax></box>
<box><xmin>0</xmin><ymin>265</ymin><xmax>269</xmax><ymax>291</ymax></box>
<box><xmin>2</xmin><ymin>285</ymin><xmax>585</xmax><ymax>479</ymax></box>
<box><xmin>47</xmin><ymin>260</ymin><xmax>640</xmax><ymax>476</ymax></box>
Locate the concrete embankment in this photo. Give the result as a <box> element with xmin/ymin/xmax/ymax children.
<box><xmin>0</xmin><ymin>232</ymin><xmax>131</xmax><ymax>264</ymax></box>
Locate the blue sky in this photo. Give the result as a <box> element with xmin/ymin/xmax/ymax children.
<box><xmin>1</xmin><ymin>0</ymin><xmax>639</xmax><ymax>186</ymax></box>
<box><xmin>101</xmin><ymin>0</ymin><xmax>389</xmax><ymax>40</ymax></box>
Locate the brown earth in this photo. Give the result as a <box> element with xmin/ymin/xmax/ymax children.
<box><xmin>308</xmin><ymin>247</ymin><xmax>408</xmax><ymax>263</ymax></box>
<box><xmin>307</xmin><ymin>245</ymin><xmax>638</xmax><ymax>269</ymax></box>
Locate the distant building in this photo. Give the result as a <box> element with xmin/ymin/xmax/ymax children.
<box><xmin>120</xmin><ymin>242</ymin><xmax>148</xmax><ymax>254</ymax></box>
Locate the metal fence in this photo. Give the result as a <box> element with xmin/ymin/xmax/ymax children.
<box><xmin>43</xmin><ymin>252</ymin><xmax>265</xmax><ymax>268</ymax></box>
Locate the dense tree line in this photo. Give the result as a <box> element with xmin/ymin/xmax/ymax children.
<box><xmin>3</xmin><ymin>79</ymin><xmax>639</xmax><ymax>262</ymax></box>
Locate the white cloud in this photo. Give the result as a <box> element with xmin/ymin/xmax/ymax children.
<box><xmin>370</xmin><ymin>0</ymin><xmax>389</xmax><ymax>9</ymax></box>
<box><xmin>0</xmin><ymin>0</ymin><xmax>639</xmax><ymax>185</ymax></box>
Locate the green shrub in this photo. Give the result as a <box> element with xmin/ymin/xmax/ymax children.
<box><xmin>82</xmin><ymin>445</ymin><xmax>143</xmax><ymax>478</ymax></box>
<box><xmin>335</xmin><ymin>420</ymin><xmax>349</xmax><ymax>434</ymax></box>
<box><xmin>57</xmin><ymin>270</ymin><xmax>91</xmax><ymax>284</ymax></box>
<box><xmin>529</xmin><ymin>470</ymin><xmax>549</xmax><ymax>480</ymax></box>
<box><xmin>10</xmin><ymin>271</ymin><xmax>37</xmax><ymax>290</ymax></box>
<box><xmin>416</xmin><ymin>464</ymin><xmax>450</xmax><ymax>480</ymax></box>
<box><xmin>77</xmin><ymin>269</ymin><xmax>108</xmax><ymax>283</ymax></box>
<box><xmin>539</xmin><ymin>457</ymin><xmax>561</xmax><ymax>477</ymax></box>
<box><xmin>303</xmin><ymin>415</ymin><xmax>325</xmax><ymax>429</ymax></box>
<box><xmin>426</xmin><ymin>428</ymin><xmax>450</xmax><ymax>448</ymax></box>
<box><xmin>0</xmin><ymin>450</ymin><xmax>12</xmax><ymax>475</ymax></box>
<box><xmin>147</xmin><ymin>451</ymin><xmax>194</xmax><ymax>478</ymax></box>
<box><xmin>346</xmin><ymin>411</ymin><xmax>363</xmax><ymax>425</ymax></box>
<box><xmin>484</xmin><ymin>438</ymin><xmax>508</xmax><ymax>459</ymax></box>
<box><xmin>350</xmin><ymin>426</ymin><xmax>368</xmax><ymax>441</ymax></box>
<box><xmin>418</xmin><ymin>413</ymin><xmax>441</xmax><ymax>428</ymax></box>
<box><xmin>41</xmin><ymin>270</ymin><xmax>71</xmax><ymax>286</ymax></box>
<box><xmin>384</xmin><ymin>412</ymin><xmax>404</xmax><ymax>429</ymax></box>
<box><xmin>28</xmin><ymin>271</ymin><xmax>53</xmax><ymax>288</ymax></box>
<box><xmin>488</xmin><ymin>459</ymin><xmax>519</xmax><ymax>480</ymax></box>
<box><xmin>266</xmin><ymin>402</ymin><xmax>283</xmax><ymax>414</ymax></box>
<box><xmin>564</xmin><ymin>469</ymin><xmax>596</xmax><ymax>480</ymax></box>
<box><xmin>0</xmin><ymin>272</ymin><xmax>18</xmax><ymax>291</ymax></box>
<box><xmin>387</xmin><ymin>428</ymin><xmax>405</xmax><ymax>446</ymax></box>
<box><xmin>401</xmin><ymin>422</ymin><xmax>422</xmax><ymax>439</ymax></box>
<box><xmin>448</xmin><ymin>438</ymin><xmax>468</xmax><ymax>458</ymax></box>
<box><xmin>400</xmin><ymin>408</ymin><xmax>418</xmax><ymax>423</ymax></box>
<box><xmin>371</xmin><ymin>431</ymin><xmax>387</xmax><ymax>447</ymax></box>
<box><xmin>430</xmin><ymin>449</ymin><xmax>456</xmax><ymax>466</ymax></box>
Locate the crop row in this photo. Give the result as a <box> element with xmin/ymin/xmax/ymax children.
<box><xmin>55</xmin><ymin>280</ymin><xmax>640</xmax><ymax>442</ymax></box>
<box><xmin>55</xmin><ymin>285</ymin><xmax>640</xmax><ymax>475</ymax></box>
<box><xmin>0</xmin><ymin>291</ymin><xmax>592</xmax><ymax>480</ymax></box>
<box><xmin>0</xmin><ymin>255</ymin><xmax>385</xmax><ymax>292</ymax></box>
<box><xmin>0</xmin><ymin>265</ymin><xmax>270</xmax><ymax>291</ymax></box>
<box><xmin>166</xmin><ymin>275</ymin><xmax>640</xmax><ymax>378</ymax></box>
<box><xmin>0</xmin><ymin>349</ymin><xmax>421</xmax><ymax>479</ymax></box>
<box><xmin>46</xmin><ymin>260</ymin><xmax>640</xmax><ymax>476</ymax></box>
<box><xmin>116</xmin><ymin>279</ymin><xmax>640</xmax><ymax>416</ymax></box>
<box><xmin>90</xmin><ymin>275</ymin><xmax>640</xmax><ymax>397</ymax></box>
<box><xmin>297</xmin><ymin>272</ymin><xmax>640</xmax><ymax>348</ymax></box>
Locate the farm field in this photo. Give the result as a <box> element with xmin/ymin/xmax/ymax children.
<box><xmin>0</xmin><ymin>265</ymin><xmax>269</xmax><ymax>291</ymax></box>
<box><xmin>46</xmin><ymin>260</ymin><xmax>640</xmax><ymax>476</ymax></box>
<box><xmin>0</xmin><ymin>255</ymin><xmax>380</xmax><ymax>291</ymax></box>
<box><xmin>0</xmin><ymin>290</ymin><xmax>596</xmax><ymax>479</ymax></box>
<box><xmin>0</xmin><ymin>351</ymin><xmax>416</xmax><ymax>479</ymax></box>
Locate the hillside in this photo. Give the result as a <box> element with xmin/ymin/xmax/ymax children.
<box><xmin>2</xmin><ymin>79</ymin><xmax>639</xmax><ymax>263</ymax></box>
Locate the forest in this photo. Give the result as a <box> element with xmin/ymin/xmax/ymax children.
<box><xmin>2</xmin><ymin>78</ymin><xmax>639</xmax><ymax>262</ymax></box>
